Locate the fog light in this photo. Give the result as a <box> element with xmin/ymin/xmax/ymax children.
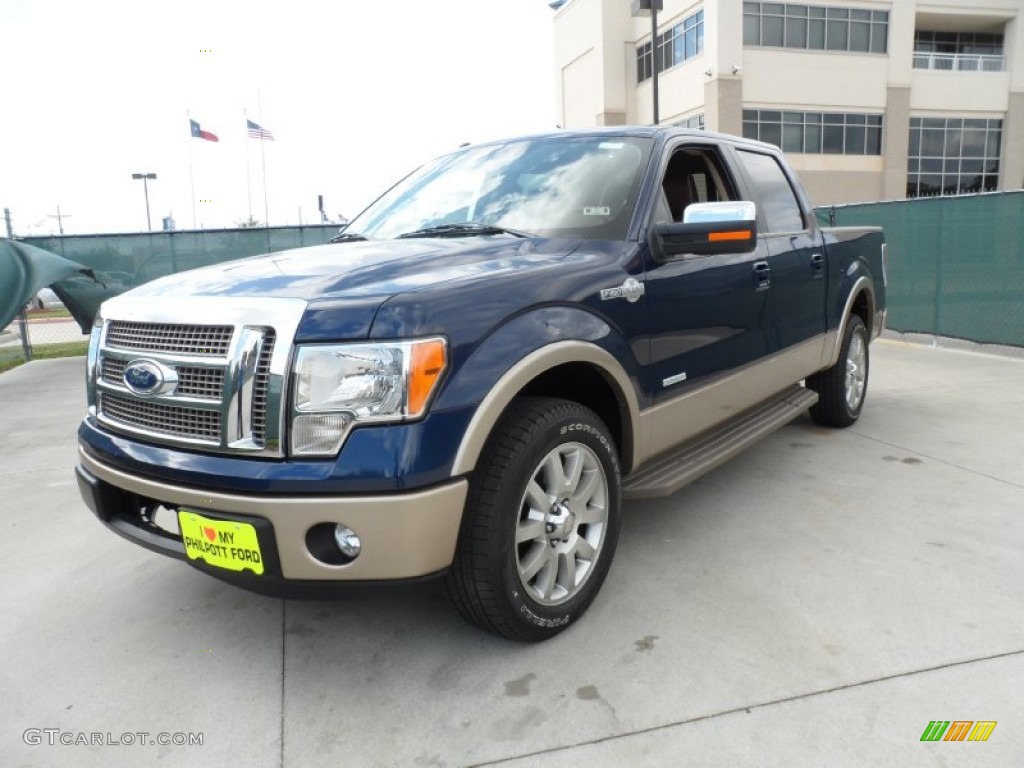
<box><xmin>333</xmin><ymin>525</ymin><xmax>362</xmax><ymax>559</ymax></box>
<box><xmin>291</xmin><ymin>413</ymin><xmax>353</xmax><ymax>456</ymax></box>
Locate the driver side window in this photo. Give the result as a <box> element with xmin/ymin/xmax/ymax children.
<box><xmin>655</xmin><ymin>147</ymin><xmax>735</xmax><ymax>224</ymax></box>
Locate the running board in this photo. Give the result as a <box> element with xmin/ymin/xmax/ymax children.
<box><xmin>622</xmin><ymin>385</ymin><xmax>818</xmax><ymax>500</ymax></box>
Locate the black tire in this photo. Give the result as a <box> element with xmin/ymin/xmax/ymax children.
<box><xmin>445</xmin><ymin>396</ymin><xmax>622</xmax><ymax>641</ymax></box>
<box><xmin>807</xmin><ymin>315</ymin><xmax>869</xmax><ymax>427</ymax></box>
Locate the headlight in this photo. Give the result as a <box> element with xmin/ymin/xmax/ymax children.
<box><xmin>291</xmin><ymin>338</ymin><xmax>447</xmax><ymax>456</ymax></box>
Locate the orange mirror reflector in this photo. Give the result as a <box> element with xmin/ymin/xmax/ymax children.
<box><xmin>708</xmin><ymin>230</ymin><xmax>753</xmax><ymax>242</ymax></box>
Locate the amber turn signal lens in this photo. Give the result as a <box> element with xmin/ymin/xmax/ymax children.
<box><xmin>708</xmin><ymin>229</ymin><xmax>753</xmax><ymax>242</ymax></box>
<box><xmin>408</xmin><ymin>339</ymin><xmax>447</xmax><ymax>417</ymax></box>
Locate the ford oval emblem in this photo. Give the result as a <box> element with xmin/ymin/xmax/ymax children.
<box><xmin>123</xmin><ymin>361</ymin><xmax>164</xmax><ymax>394</ymax></box>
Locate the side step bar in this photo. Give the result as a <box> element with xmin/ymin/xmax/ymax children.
<box><xmin>622</xmin><ymin>385</ymin><xmax>818</xmax><ymax>500</ymax></box>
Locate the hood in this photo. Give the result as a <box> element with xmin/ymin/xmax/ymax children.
<box><xmin>125</xmin><ymin>236</ymin><xmax>583</xmax><ymax>303</ymax></box>
<box><xmin>101</xmin><ymin>236</ymin><xmax>592</xmax><ymax>343</ymax></box>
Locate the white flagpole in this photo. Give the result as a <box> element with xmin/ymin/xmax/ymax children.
<box><xmin>244</xmin><ymin>109</ymin><xmax>253</xmax><ymax>223</ymax></box>
<box><xmin>187</xmin><ymin>110</ymin><xmax>197</xmax><ymax>230</ymax></box>
<box><xmin>258</xmin><ymin>90</ymin><xmax>270</xmax><ymax>230</ymax></box>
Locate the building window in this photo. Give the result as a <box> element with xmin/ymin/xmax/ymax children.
<box><xmin>743</xmin><ymin>3</ymin><xmax>887</xmax><ymax>54</ymax></box>
<box><xmin>913</xmin><ymin>31</ymin><xmax>1004</xmax><ymax>72</ymax></box>
<box><xmin>674</xmin><ymin>114</ymin><xmax>706</xmax><ymax>130</ymax></box>
<box><xmin>637</xmin><ymin>9</ymin><xmax>705</xmax><ymax>83</ymax></box>
<box><xmin>907</xmin><ymin>117</ymin><xmax>1002</xmax><ymax>198</ymax></box>
<box><xmin>637</xmin><ymin>41</ymin><xmax>653</xmax><ymax>82</ymax></box>
<box><xmin>743</xmin><ymin>110</ymin><xmax>883</xmax><ymax>155</ymax></box>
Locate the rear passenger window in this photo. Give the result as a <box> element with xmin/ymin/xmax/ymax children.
<box><xmin>736</xmin><ymin>150</ymin><xmax>806</xmax><ymax>233</ymax></box>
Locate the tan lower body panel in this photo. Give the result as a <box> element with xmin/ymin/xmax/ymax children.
<box><xmin>636</xmin><ymin>335</ymin><xmax>827</xmax><ymax>465</ymax></box>
<box><xmin>79</xmin><ymin>447</ymin><xmax>467</xmax><ymax>581</ymax></box>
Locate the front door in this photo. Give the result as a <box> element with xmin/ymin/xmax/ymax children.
<box><xmin>640</xmin><ymin>144</ymin><xmax>771</xmax><ymax>404</ymax></box>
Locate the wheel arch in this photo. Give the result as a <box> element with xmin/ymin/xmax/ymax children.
<box><xmin>450</xmin><ymin>341</ymin><xmax>641</xmax><ymax>477</ymax></box>
<box><xmin>825</xmin><ymin>276</ymin><xmax>875</xmax><ymax>368</ymax></box>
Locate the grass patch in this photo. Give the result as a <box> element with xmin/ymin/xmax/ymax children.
<box><xmin>26</xmin><ymin>308</ymin><xmax>72</xmax><ymax>320</ymax></box>
<box><xmin>0</xmin><ymin>341</ymin><xmax>88</xmax><ymax>374</ymax></box>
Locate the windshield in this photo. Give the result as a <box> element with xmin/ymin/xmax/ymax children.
<box><xmin>346</xmin><ymin>136</ymin><xmax>653</xmax><ymax>240</ymax></box>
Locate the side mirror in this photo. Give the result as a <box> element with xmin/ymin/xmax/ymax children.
<box><xmin>654</xmin><ymin>201</ymin><xmax>758</xmax><ymax>257</ymax></box>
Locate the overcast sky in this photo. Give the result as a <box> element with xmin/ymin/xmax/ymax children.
<box><xmin>0</xmin><ymin>0</ymin><xmax>557</xmax><ymax>235</ymax></box>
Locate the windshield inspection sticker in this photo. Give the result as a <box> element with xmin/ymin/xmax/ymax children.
<box><xmin>583</xmin><ymin>206</ymin><xmax>611</xmax><ymax>216</ymax></box>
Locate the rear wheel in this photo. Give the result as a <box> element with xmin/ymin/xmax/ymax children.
<box><xmin>807</xmin><ymin>315</ymin><xmax>869</xmax><ymax>427</ymax></box>
<box><xmin>445</xmin><ymin>397</ymin><xmax>622</xmax><ymax>641</ymax></box>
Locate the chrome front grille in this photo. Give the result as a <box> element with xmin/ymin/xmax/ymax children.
<box><xmin>101</xmin><ymin>357</ymin><xmax>127</xmax><ymax>386</ymax></box>
<box><xmin>176</xmin><ymin>367</ymin><xmax>226</xmax><ymax>400</ymax></box>
<box><xmin>101</xmin><ymin>348</ymin><xmax>225</xmax><ymax>401</ymax></box>
<box><xmin>100</xmin><ymin>393</ymin><xmax>221</xmax><ymax>442</ymax></box>
<box><xmin>106</xmin><ymin>321</ymin><xmax>233</xmax><ymax>356</ymax></box>
<box><xmin>251</xmin><ymin>331</ymin><xmax>275</xmax><ymax>443</ymax></box>
<box><xmin>90</xmin><ymin>297</ymin><xmax>306</xmax><ymax>457</ymax></box>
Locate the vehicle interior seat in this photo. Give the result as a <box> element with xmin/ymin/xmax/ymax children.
<box><xmin>662</xmin><ymin>173</ymin><xmax>699</xmax><ymax>222</ymax></box>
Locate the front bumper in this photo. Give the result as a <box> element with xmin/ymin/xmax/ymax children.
<box><xmin>76</xmin><ymin>446</ymin><xmax>468</xmax><ymax>596</ymax></box>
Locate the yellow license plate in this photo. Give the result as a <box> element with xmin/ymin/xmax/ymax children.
<box><xmin>178</xmin><ymin>510</ymin><xmax>265</xmax><ymax>575</ymax></box>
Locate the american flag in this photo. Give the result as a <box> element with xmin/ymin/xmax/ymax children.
<box><xmin>247</xmin><ymin>119</ymin><xmax>275</xmax><ymax>141</ymax></box>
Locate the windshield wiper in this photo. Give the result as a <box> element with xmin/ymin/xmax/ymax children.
<box><xmin>328</xmin><ymin>231</ymin><xmax>369</xmax><ymax>243</ymax></box>
<box><xmin>396</xmin><ymin>223</ymin><xmax>535</xmax><ymax>239</ymax></box>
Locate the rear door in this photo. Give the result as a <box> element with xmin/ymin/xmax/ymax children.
<box><xmin>732</xmin><ymin>148</ymin><xmax>826</xmax><ymax>352</ymax></box>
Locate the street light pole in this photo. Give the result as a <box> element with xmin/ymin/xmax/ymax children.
<box><xmin>131</xmin><ymin>172</ymin><xmax>157</xmax><ymax>232</ymax></box>
<box><xmin>651</xmin><ymin>1</ymin><xmax>659</xmax><ymax>125</ymax></box>
<box><xmin>631</xmin><ymin>0</ymin><xmax>662</xmax><ymax>125</ymax></box>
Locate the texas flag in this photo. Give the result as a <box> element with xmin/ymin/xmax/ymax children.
<box><xmin>189</xmin><ymin>119</ymin><xmax>219</xmax><ymax>142</ymax></box>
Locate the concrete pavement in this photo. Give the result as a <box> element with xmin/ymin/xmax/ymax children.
<box><xmin>1</xmin><ymin>340</ymin><xmax>1022</xmax><ymax>767</ymax></box>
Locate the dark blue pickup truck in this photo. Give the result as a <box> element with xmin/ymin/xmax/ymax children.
<box><xmin>76</xmin><ymin>126</ymin><xmax>887</xmax><ymax>640</ymax></box>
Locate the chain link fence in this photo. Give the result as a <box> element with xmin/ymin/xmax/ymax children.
<box><xmin>0</xmin><ymin>287</ymin><xmax>97</xmax><ymax>372</ymax></box>
<box><xmin>0</xmin><ymin>304</ymin><xmax>87</xmax><ymax>373</ymax></box>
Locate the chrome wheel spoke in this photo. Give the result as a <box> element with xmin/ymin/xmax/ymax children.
<box><xmin>577</xmin><ymin>501</ymin><xmax>606</xmax><ymax>524</ymax></box>
<box><xmin>564</xmin><ymin>448</ymin><xmax>584</xmax><ymax>493</ymax></box>
<box><xmin>525</xmin><ymin>479</ymin><xmax>550</xmax><ymax>515</ymax></box>
<box><xmin>555</xmin><ymin>551</ymin><xmax>576</xmax><ymax>595</ymax></box>
<box><xmin>542</xmin><ymin>452</ymin><xmax>568</xmax><ymax>494</ymax></box>
<box><xmin>537</xmin><ymin>549</ymin><xmax>559</xmax><ymax>600</ymax></box>
<box><xmin>573</xmin><ymin>535</ymin><xmax>598</xmax><ymax>562</ymax></box>
<box><xmin>516</xmin><ymin>516</ymin><xmax>547</xmax><ymax>544</ymax></box>
<box><xmin>570</xmin><ymin>467</ymin><xmax>598</xmax><ymax>506</ymax></box>
<box><xmin>519</xmin><ymin>543</ymin><xmax>548</xmax><ymax>582</ymax></box>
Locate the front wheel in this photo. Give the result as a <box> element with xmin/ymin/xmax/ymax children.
<box><xmin>445</xmin><ymin>397</ymin><xmax>622</xmax><ymax>641</ymax></box>
<box><xmin>807</xmin><ymin>315</ymin><xmax>869</xmax><ymax>427</ymax></box>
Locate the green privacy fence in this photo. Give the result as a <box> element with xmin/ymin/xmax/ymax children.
<box><xmin>816</xmin><ymin>191</ymin><xmax>1024</xmax><ymax>347</ymax></box>
<box><xmin>14</xmin><ymin>197</ymin><xmax>1024</xmax><ymax>349</ymax></box>
<box><xmin>21</xmin><ymin>225</ymin><xmax>339</xmax><ymax>292</ymax></box>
